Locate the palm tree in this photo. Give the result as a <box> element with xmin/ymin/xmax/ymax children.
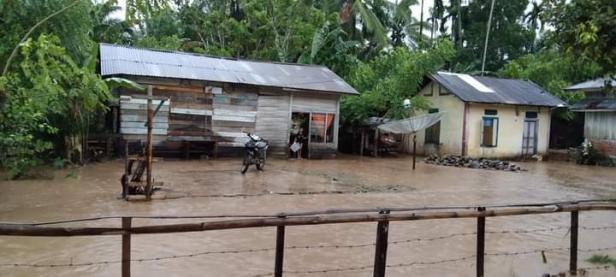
<box><xmin>91</xmin><ymin>0</ymin><xmax>132</xmax><ymax>43</ymax></box>
<box><xmin>524</xmin><ymin>1</ymin><xmax>544</xmax><ymax>32</ymax></box>
<box><xmin>524</xmin><ymin>1</ymin><xmax>544</xmax><ymax>51</ymax></box>
<box><xmin>387</xmin><ymin>0</ymin><xmax>430</xmax><ymax>48</ymax></box>
<box><xmin>336</xmin><ymin>0</ymin><xmax>390</xmax><ymax>48</ymax></box>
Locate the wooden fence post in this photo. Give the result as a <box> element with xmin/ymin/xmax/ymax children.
<box><xmin>476</xmin><ymin>207</ymin><xmax>486</xmax><ymax>277</ymax></box>
<box><xmin>122</xmin><ymin>217</ymin><xmax>132</xmax><ymax>277</ymax></box>
<box><xmin>412</xmin><ymin>134</ymin><xmax>417</xmax><ymax>170</ymax></box>
<box><xmin>373</xmin><ymin>210</ymin><xmax>390</xmax><ymax>277</ymax></box>
<box><xmin>274</xmin><ymin>223</ymin><xmax>286</xmax><ymax>277</ymax></box>
<box><xmin>570</xmin><ymin>210</ymin><xmax>579</xmax><ymax>275</ymax></box>
<box><xmin>145</xmin><ymin>85</ymin><xmax>153</xmax><ymax>201</ymax></box>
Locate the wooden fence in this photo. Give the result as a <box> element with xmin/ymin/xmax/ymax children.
<box><xmin>1</xmin><ymin>200</ymin><xmax>615</xmax><ymax>277</ymax></box>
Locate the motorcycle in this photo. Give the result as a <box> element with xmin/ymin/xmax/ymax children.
<box><xmin>241</xmin><ymin>133</ymin><xmax>269</xmax><ymax>174</ymax></box>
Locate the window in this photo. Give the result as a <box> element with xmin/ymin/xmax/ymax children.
<box><xmin>484</xmin><ymin>109</ymin><xmax>498</xmax><ymax>116</ymax></box>
<box><xmin>525</xmin><ymin>112</ymin><xmax>538</xmax><ymax>119</ymax></box>
<box><xmin>310</xmin><ymin>113</ymin><xmax>335</xmax><ymax>143</ymax></box>
<box><xmin>481</xmin><ymin>117</ymin><xmax>499</xmax><ymax>147</ymax></box>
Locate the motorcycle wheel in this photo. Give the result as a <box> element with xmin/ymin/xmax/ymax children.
<box><xmin>256</xmin><ymin>158</ymin><xmax>265</xmax><ymax>171</ymax></box>
<box><xmin>241</xmin><ymin>156</ymin><xmax>250</xmax><ymax>174</ymax></box>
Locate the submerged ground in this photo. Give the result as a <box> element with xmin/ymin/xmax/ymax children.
<box><xmin>1</xmin><ymin>155</ymin><xmax>615</xmax><ymax>276</ymax></box>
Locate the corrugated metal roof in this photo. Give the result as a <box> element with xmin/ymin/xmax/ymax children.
<box><xmin>571</xmin><ymin>98</ymin><xmax>616</xmax><ymax>111</ymax></box>
<box><xmin>430</xmin><ymin>72</ymin><xmax>566</xmax><ymax>107</ymax></box>
<box><xmin>99</xmin><ymin>43</ymin><xmax>358</xmax><ymax>95</ymax></box>
<box><xmin>565</xmin><ymin>78</ymin><xmax>616</xmax><ymax>91</ymax></box>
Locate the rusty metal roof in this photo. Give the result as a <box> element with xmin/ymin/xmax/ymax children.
<box><xmin>430</xmin><ymin>72</ymin><xmax>566</xmax><ymax>107</ymax></box>
<box><xmin>99</xmin><ymin>43</ymin><xmax>358</xmax><ymax>95</ymax></box>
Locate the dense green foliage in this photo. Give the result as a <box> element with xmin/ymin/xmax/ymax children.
<box><xmin>543</xmin><ymin>0</ymin><xmax>616</xmax><ymax>76</ymax></box>
<box><xmin>454</xmin><ymin>0</ymin><xmax>535</xmax><ymax>73</ymax></box>
<box><xmin>0</xmin><ymin>35</ymin><xmax>111</xmax><ymax>178</ymax></box>
<box><xmin>0</xmin><ymin>0</ymin><xmax>613</xmax><ymax>177</ymax></box>
<box><xmin>0</xmin><ymin>0</ymin><xmax>94</xmax><ymax>68</ymax></box>
<box><xmin>499</xmin><ymin>49</ymin><xmax>601</xmax><ymax>119</ymax></box>
<box><xmin>342</xmin><ymin>40</ymin><xmax>455</xmax><ymax>123</ymax></box>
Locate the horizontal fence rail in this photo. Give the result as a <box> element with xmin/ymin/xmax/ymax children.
<box><xmin>0</xmin><ymin>200</ymin><xmax>615</xmax><ymax>277</ymax></box>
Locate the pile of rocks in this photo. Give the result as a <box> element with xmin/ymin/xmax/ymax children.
<box><xmin>424</xmin><ymin>154</ymin><xmax>524</xmax><ymax>172</ymax></box>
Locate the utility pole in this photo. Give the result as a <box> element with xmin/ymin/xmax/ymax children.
<box><xmin>481</xmin><ymin>0</ymin><xmax>496</xmax><ymax>76</ymax></box>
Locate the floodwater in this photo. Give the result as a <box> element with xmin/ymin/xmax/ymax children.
<box><xmin>1</xmin><ymin>155</ymin><xmax>616</xmax><ymax>276</ymax></box>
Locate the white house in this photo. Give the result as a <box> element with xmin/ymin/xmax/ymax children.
<box><xmin>413</xmin><ymin>72</ymin><xmax>566</xmax><ymax>159</ymax></box>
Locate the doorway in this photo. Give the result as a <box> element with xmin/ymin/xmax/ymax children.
<box><xmin>522</xmin><ymin>112</ymin><xmax>538</xmax><ymax>156</ymax></box>
<box><xmin>290</xmin><ymin>113</ymin><xmax>309</xmax><ymax>159</ymax></box>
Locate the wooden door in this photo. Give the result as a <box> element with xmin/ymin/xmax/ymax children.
<box><xmin>522</xmin><ymin>119</ymin><xmax>538</xmax><ymax>156</ymax></box>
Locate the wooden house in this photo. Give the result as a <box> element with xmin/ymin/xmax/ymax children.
<box><xmin>566</xmin><ymin>78</ymin><xmax>616</xmax><ymax>158</ymax></box>
<box><xmin>411</xmin><ymin>72</ymin><xmax>566</xmax><ymax>159</ymax></box>
<box><xmin>98</xmin><ymin>44</ymin><xmax>358</xmax><ymax>158</ymax></box>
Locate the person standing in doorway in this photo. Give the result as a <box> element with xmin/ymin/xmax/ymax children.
<box><xmin>294</xmin><ymin>128</ymin><xmax>305</xmax><ymax>159</ymax></box>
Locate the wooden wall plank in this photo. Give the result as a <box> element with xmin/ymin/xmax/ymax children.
<box><xmin>255</xmin><ymin>94</ymin><xmax>290</xmax><ymax>154</ymax></box>
<box><xmin>120</xmin><ymin>96</ymin><xmax>170</xmax><ymax>137</ymax></box>
<box><xmin>120</xmin><ymin>128</ymin><xmax>168</xmax><ymax>135</ymax></box>
<box><xmin>121</xmin><ymin>114</ymin><xmax>169</xmax><ymax>123</ymax></box>
<box><xmin>212</xmin><ymin>115</ymin><xmax>256</xmax><ymax>123</ymax></box>
<box><xmin>122</xmin><ymin>122</ymin><xmax>169</xmax><ymax>129</ymax></box>
<box><xmin>171</xmin><ymin>108</ymin><xmax>213</xmax><ymax>116</ymax></box>
<box><xmin>292</xmin><ymin>94</ymin><xmax>337</xmax><ymax>113</ymax></box>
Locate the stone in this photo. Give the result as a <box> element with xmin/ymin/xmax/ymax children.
<box><xmin>424</xmin><ymin>155</ymin><xmax>524</xmax><ymax>172</ymax></box>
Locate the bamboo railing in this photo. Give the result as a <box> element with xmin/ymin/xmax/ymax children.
<box><xmin>1</xmin><ymin>200</ymin><xmax>615</xmax><ymax>277</ymax></box>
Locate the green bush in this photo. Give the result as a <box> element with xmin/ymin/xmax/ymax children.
<box><xmin>0</xmin><ymin>35</ymin><xmax>111</xmax><ymax>179</ymax></box>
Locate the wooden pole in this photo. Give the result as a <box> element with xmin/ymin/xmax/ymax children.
<box><xmin>570</xmin><ymin>211</ymin><xmax>579</xmax><ymax>275</ymax></box>
<box><xmin>373</xmin><ymin>210</ymin><xmax>390</xmax><ymax>277</ymax></box>
<box><xmin>412</xmin><ymin>134</ymin><xmax>417</xmax><ymax>170</ymax></box>
<box><xmin>122</xmin><ymin>141</ymin><xmax>129</xmax><ymax>199</ymax></box>
<box><xmin>373</xmin><ymin>128</ymin><xmax>379</xmax><ymax>157</ymax></box>
<box><xmin>145</xmin><ymin>85</ymin><xmax>153</xmax><ymax>201</ymax></box>
<box><xmin>476</xmin><ymin>207</ymin><xmax>486</xmax><ymax>277</ymax></box>
<box><xmin>1</xmin><ymin>204</ymin><xmax>614</xmax><ymax>237</ymax></box>
<box><xmin>122</xmin><ymin>217</ymin><xmax>132</xmax><ymax>277</ymax></box>
<box><xmin>360</xmin><ymin>129</ymin><xmax>365</xmax><ymax>157</ymax></box>
<box><xmin>274</xmin><ymin>224</ymin><xmax>285</xmax><ymax>277</ymax></box>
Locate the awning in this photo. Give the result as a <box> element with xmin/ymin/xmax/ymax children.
<box><xmin>377</xmin><ymin>112</ymin><xmax>444</xmax><ymax>134</ymax></box>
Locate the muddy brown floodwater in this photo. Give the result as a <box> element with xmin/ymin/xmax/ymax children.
<box><xmin>1</xmin><ymin>155</ymin><xmax>616</xmax><ymax>277</ymax></box>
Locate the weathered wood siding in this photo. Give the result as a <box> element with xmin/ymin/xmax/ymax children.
<box><xmin>116</xmin><ymin>76</ymin><xmax>343</xmax><ymax>158</ymax></box>
<box><xmin>212</xmin><ymin>84</ymin><xmax>258</xmax><ymax>147</ymax></box>
<box><xmin>255</xmin><ymin>92</ymin><xmax>291</xmax><ymax>155</ymax></box>
<box><xmin>119</xmin><ymin>96</ymin><xmax>170</xmax><ymax>136</ymax></box>
<box><xmin>292</xmin><ymin>94</ymin><xmax>337</xmax><ymax>113</ymax></box>
<box><xmin>156</xmin><ymin>85</ymin><xmax>213</xmax><ymax>141</ymax></box>
<box><xmin>118</xmin><ymin>81</ymin><xmax>213</xmax><ymax>144</ymax></box>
